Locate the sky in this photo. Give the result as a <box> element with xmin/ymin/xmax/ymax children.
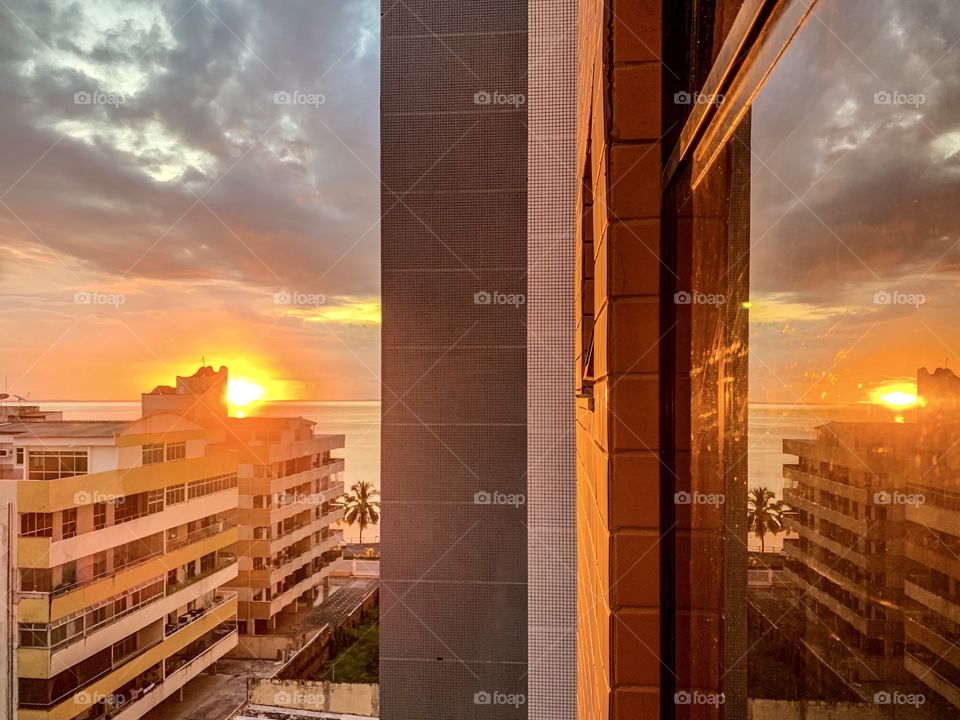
<box><xmin>0</xmin><ymin>0</ymin><xmax>381</xmax><ymax>401</ymax></box>
<box><xmin>3</xmin><ymin>0</ymin><xmax>959</xmax><ymax>409</ymax></box>
<box><xmin>748</xmin><ymin>0</ymin><xmax>960</xmax><ymax>406</ymax></box>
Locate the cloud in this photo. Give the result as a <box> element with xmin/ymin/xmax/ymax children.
<box><xmin>0</xmin><ymin>0</ymin><xmax>381</xmax><ymax>400</ymax></box>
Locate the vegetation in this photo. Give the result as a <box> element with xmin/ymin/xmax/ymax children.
<box><xmin>337</xmin><ymin>480</ymin><xmax>381</xmax><ymax>544</ymax></box>
<box><xmin>320</xmin><ymin>609</ymin><xmax>379</xmax><ymax>683</ymax></box>
<box><xmin>747</xmin><ymin>486</ymin><xmax>789</xmax><ymax>554</ymax></box>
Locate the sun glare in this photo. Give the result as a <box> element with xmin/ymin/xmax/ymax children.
<box><xmin>869</xmin><ymin>381</ymin><xmax>920</xmax><ymax>410</ymax></box>
<box><xmin>228</xmin><ymin>378</ymin><xmax>266</xmax><ymax>412</ymax></box>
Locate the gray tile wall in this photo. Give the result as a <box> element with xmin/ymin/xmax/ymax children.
<box><xmin>380</xmin><ymin>1</ymin><xmax>530</xmax><ymax>718</ymax></box>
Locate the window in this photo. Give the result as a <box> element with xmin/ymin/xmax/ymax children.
<box><xmin>15</xmin><ymin>447</ymin><xmax>23</xmax><ymax>465</ymax></box>
<box><xmin>141</xmin><ymin>442</ymin><xmax>164</xmax><ymax>465</ymax></box>
<box><xmin>27</xmin><ymin>450</ymin><xmax>87</xmax><ymax>480</ymax></box>
<box><xmin>577</xmin><ymin>127</ymin><xmax>595</xmax><ymax>392</ymax></box>
<box><xmin>18</xmin><ymin>624</ymin><xmax>47</xmax><ymax>648</ymax></box>
<box><xmin>165</xmin><ymin>441</ymin><xmax>186</xmax><ymax>461</ymax></box>
<box><xmin>147</xmin><ymin>489</ymin><xmax>164</xmax><ymax>514</ymax></box>
<box><xmin>112</xmin><ymin>634</ymin><xmax>137</xmax><ymax>663</ymax></box>
<box><xmin>187</xmin><ymin>472</ymin><xmax>237</xmax><ymax>499</ymax></box>
<box><xmin>166</xmin><ymin>484</ymin><xmax>186</xmax><ymax>505</ymax></box>
<box><xmin>93</xmin><ymin>551</ymin><xmax>107</xmax><ymax>578</ymax></box>
<box><xmin>93</xmin><ymin>502</ymin><xmax>107</xmax><ymax>530</ymax></box>
<box><xmin>253</xmin><ymin>557</ymin><xmax>265</xmax><ymax>570</ymax></box>
<box><xmin>61</xmin><ymin>508</ymin><xmax>77</xmax><ymax>539</ymax></box>
<box><xmin>660</xmin><ymin>0</ymin><xmax>960</xmax><ymax>711</ymax></box>
<box><xmin>20</xmin><ymin>513</ymin><xmax>52</xmax><ymax>538</ymax></box>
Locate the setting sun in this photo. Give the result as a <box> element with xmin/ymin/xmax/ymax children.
<box><xmin>868</xmin><ymin>381</ymin><xmax>921</xmax><ymax>410</ymax></box>
<box><xmin>227</xmin><ymin>378</ymin><xmax>266</xmax><ymax>413</ymax></box>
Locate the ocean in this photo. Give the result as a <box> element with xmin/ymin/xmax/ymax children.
<box><xmin>32</xmin><ymin>400</ymin><xmax>886</xmax><ymax>549</ymax></box>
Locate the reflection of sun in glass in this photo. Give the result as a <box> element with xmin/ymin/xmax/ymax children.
<box><xmin>868</xmin><ymin>381</ymin><xmax>920</xmax><ymax>410</ymax></box>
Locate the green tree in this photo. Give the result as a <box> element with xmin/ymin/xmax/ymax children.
<box><xmin>338</xmin><ymin>480</ymin><xmax>381</xmax><ymax>544</ymax></box>
<box><xmin>748</xmin><ymin>486</ymin><xmax>788</xmax><ymax>554</ymax></box>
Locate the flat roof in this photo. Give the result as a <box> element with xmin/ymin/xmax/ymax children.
<box><xmin>0</xmin><ymin>421</ymin><xmax>131</xmax><ymax>438</ymax></box>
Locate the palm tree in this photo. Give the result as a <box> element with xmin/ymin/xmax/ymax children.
<box><xmin>747</xmin><ymin>486</ymin><xmax>788</xmax><ymax>554</ymax></box>
<box><xmin>338</xmin><ymin>480</ymin><xmax>381</xmax><ymax>544</ymax></box>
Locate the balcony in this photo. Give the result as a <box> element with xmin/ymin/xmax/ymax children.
<box><xmin>905</xmin><ymin>651</ymin><xmax>960</xmax><ymax>711</ymax></box>
<box><xmin>18</xmin><ymin>526</ymin><xmax>238</xmax><ymax>625</ymax></box>
<box><xmin>16</xmin><ymin>449</ymin><xmax>238</xmax><ymax>514</ymax></box>
<box><xmin>18</xmin><ymin>595</ymin><xmax>238</xmax><ymax>720</ymax></box>
<box><xmin>905</xmin><ymin>579</ymin><xmax>960</xmax><ymax>626</ymax></box>
<box><xmin>243</xmin><ymin>459</ymin><xmax>345</xmax><ymax>496</ymax></box>
<box><xmin>783</xmin><ymin>464</ymin><xmax>869</xmax><ymax>503</ymax></box>
<box><xmin>17</xmin><ymin>488</ymin><xmax>238</xmax><ymax>570</ymax></box>
<box><xmin>166</xmin><ymin>517</ymin><xmax>236</xmax><ymax>552</ymax></box>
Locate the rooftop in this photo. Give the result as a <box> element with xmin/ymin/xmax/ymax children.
<box><xmin>0</xmin><ymin>420</ymin><xmax>131</xmax><ymax>438</ymax></box>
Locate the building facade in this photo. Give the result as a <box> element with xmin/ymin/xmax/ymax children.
<box><xmin>380</xmin><ymin>1</ymin><xmax>575</xmax><ymax>718</ymax></box>
<box><xmin>781</xmin><ymin>423</ymin><xmax>913</xmax><ymax>698</ymax></box>
<box><xmin>0</xmin><ymin>412</ymin><xmax>240</xmax><ymax>720</ymax></box>
<box><xmin>142</xmin><ymin>367</ymin><xmax>346</xmax><ymax>658</ymax></box>
<box><xmin>224</xmin><ymin>417</ymin><xmax>345</xmax><ymax>655</ymax></box>
<box><xmin>782</xmin><ymin>368</ymin><xmax>960</xmax><ymax>712</ymax></box>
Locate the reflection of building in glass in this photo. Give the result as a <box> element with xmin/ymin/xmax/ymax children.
<box><xmin>782</xmin><ymin>368</ymin><xmax>960</xmax><ymax>711</ymax></box>
<box><xmin>903</xmin><ymin>368</ymin><xmax>960</xmax><ymax>710</ymax></box>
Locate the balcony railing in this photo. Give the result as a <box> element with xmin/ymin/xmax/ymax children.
<box><xmin>166</xmin><ymin>518</ymin><xmax>236</xmax><ymax>552</ymax></box>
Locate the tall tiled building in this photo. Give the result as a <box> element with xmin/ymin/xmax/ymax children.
<box><xmin>380</xmin><ymin>1</ymin><xmax>575</xmax><ymax>718</ymax></box>
<box><xmin>0</xmin><ymin>411</ymin><xmax>240</xmax><ymax>720</ymax></box>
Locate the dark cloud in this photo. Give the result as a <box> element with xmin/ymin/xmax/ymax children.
<box><xmin>0</xmin><ymin>0</ymin><xmax>380</xmax><ymax>296</ymax></box>
<box><xmin>750</xmin><ymin>0</ymin><xmax>960</xmax><ymax>301</ymax></box>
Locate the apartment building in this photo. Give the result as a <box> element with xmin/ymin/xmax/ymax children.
<box><xmin>141</xmin><ymin>366</ymin><xmax>345</xmax><ymax>658</ymax></box>
<box><xmin>902</xmin><ymin>368</ymin><xmax>960</xmax><ymax>710</ymax></box>
<box><xmin>224</xmin><ymin>417</ymin><xmax>345</xmax><ymax>656</ymax></box>
<box><xmin>781</xmin><ymin>368</ymin><xmax>960</xmax><ymax>711</ymax></box>
<box><xmin>0</xmin><ymin>411</ymin><xmax>240</xmax><ymax>720</ymax></box>
<box><xmin>781</xmin><ymin>422</ymin><xmax>913</xmax><ymax>698</ymax></box>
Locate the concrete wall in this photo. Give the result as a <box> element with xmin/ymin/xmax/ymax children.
<box><xmin>247</xmin><ymin>679</ymin><xmax>379</xmax><ymax>717</ymax></box>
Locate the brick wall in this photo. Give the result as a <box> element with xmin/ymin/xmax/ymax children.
<box><xmin>575</xmin><ymin>1</ymin><xmax>664</xmax><ymax>718</ymax></box>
